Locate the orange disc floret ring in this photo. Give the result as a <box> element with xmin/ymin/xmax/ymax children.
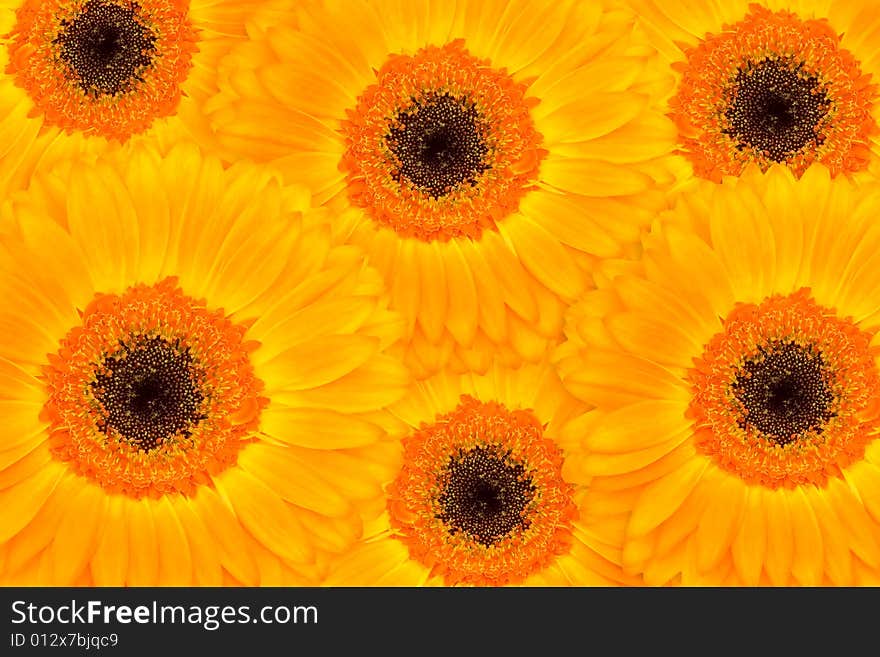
<box><xmin>341</xmin><ymin>40</ymin><xmax>545</xmax><ymax>242</ymax></box>
<box><xmin>671</xmin><ymin>5</ymin><xmax>878</xmax><ymax>179</ymax></box>
<box><xmin>687</xmin><ymin>289</ymin><xmax>880</xmax><ymax>488</ymax></box>
<box><xmin>6</xmin><ymin>0</ymin><xmax>197</xmax><ymax>140</ymax></box>
<box><xmin>42</xmin><ymin>278</ymin><xmax>267</xmax><ymax>498</ymax></box>
<box><xmin>387</xmin><ymin>396</ymin><xmax>576</xmax><ymax>586</ymax></box>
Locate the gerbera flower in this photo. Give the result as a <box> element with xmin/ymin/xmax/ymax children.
<box><xmin>206</xmin><ymin>0</ymin><xmax>675</xmax><ymax>378</ymax></box>
<box><xmin>629</xmin><ymin>0</ymin><xmax>880</xmax><ymax>181</ymax></box>
<box><xmin>556</xmin><ymin>164</ymin><xmax>880</xmax><ymax>586</ymax></box>
<box><xmin>323</xmin><ymin>364</ymin><xmax>640</xmax><ymax>586</ymax></box>
<box><xmin>0</xmin><ymin>145</ymin><xmax>410</xmax><ymax>586</ymax></box>
<box><xmin>0</xmin><ymin>0</ymin><xmax>267</xmax><ymax>199</ymax></box>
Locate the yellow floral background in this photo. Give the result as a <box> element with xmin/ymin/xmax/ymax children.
<box><xmin>2</xmin><ymin>0</ymin><xmax>880</xmax><ymax>587</ymax></box>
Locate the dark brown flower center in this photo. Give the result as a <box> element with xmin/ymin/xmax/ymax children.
<box><xmin>724</xmin><ymin>58</ymin><xmax>830</xmax><ymax>161</ymax></box>
<box><xmin>436</xmin><ymin>445</ymin><xmax>535</xmax><ymax>546</ymax></box>
<box><xmin>91</xmin><ymin>335</ymin><xmax>206</xmax><ymax>451</ymax></box>
<box><xmin>387</xmin><ymin>92</ymin><xmax>489</xmax><ymax>198</ymax></box>
<box><xmin>55</xmin><ymin>0</ymin><xmax>156</xmax><ymax>97</ymax></box>
<box><xmin>731</xmin><ymin>340</ymin><xmax>836</xmax><ymax>445</ymax></box>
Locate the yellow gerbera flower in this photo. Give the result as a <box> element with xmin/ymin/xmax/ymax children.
<box><xmin>556</xmin><ymin>165</ymin><xmax>880</xmax><ymax>586</ymax></box>
<box><xmin>0</xmin><ymin>0</ymin><xmax>268</xmax><ymax>199</ymax></box>
<box><xmin>628</xmin><ymin>0</ymin><xmax>880</xmax><ymax>182</ymax></box>
<box><xmin>207</xmin><ymin>0</ymin><xmax>675</xmax><ymax>378</ymax></box>
<box><xmin>0</xmin><ymin>145</ymin><xmax>410</xmax><ymax>586</ymax></box>
<box><xmin>324</xmin><ymin>364</ymin><xmax>640</xmax><ymax>586</ymax></box>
